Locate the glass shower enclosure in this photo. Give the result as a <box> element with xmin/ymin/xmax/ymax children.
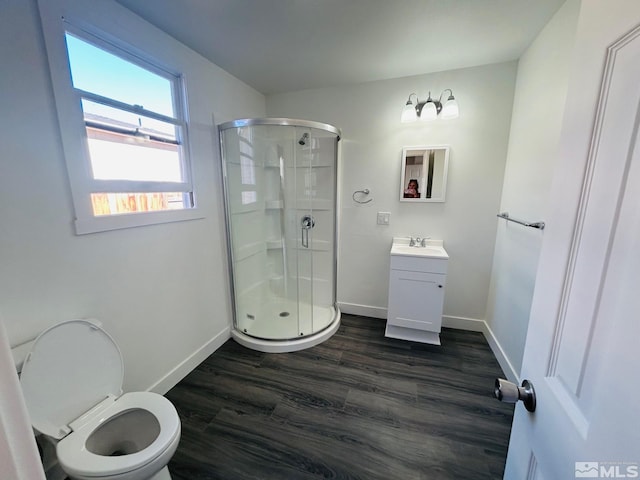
<box><xmin>219</xmin><ymin>118</ymin><xmax>341</xmax><ymax>352</ymax></box>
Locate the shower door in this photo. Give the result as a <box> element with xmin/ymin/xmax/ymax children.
<box><xmin>293</xmin><ymin>127</ymin><xmax>313</xmax><ymax>337</ymax></box>
<box><xmin>220</xmin><ymin>120</ymin><xmax>338</xmax><ymax>342</ymax></box>
<box><xmin>292</xmin><ymin>126</ymin><xmax>319</xmax><ymax>337</ymax></box>
<box><xmin>292</xmin><ymin>126</ymin><xmax>337</xmax><ymax>338</ymax></box>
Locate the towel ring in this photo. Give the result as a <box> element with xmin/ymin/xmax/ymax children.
<box><xmin>352</xmin><ymin>189</ymin><xmax>372</xmax><ymax>204</ymax></box>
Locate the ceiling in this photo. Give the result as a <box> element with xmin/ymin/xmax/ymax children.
<box><xmin>115</xmin><ymin>0</ymin><xmax>566</xmax><ymax>95</ymax></box>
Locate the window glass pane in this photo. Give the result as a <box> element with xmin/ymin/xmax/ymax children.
<box><xmin>82</xmin><ymin>99</ymin><xmax>176</xmax><ymax>140</ymax></box>
<box><xmin>87</xmin><ymin>128</ymin><xmax>183</xmax><ymax>182</ymax></box>
<box><xmin>65</xmin><ymin>33</ymin><xmax>175</xmax><ymax>118</ymax></box>
<box><xmin>91</xmin><ymin>192</ymin><xmax>192</xmax><ymax>216</ymax></box>
<box><xmin>82</xmin><ymin>99</ymin><xmax>183</xmax><ymax>182</ymax></box>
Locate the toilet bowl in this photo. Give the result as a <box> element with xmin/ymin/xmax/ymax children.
<box><xmin>19</xmin><ymin>320</ymin><xmax>181</xmax><ymax>480</ymax></box>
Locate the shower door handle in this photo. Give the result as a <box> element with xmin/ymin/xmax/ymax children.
<box><xmin>301</xmin><ymin>215</ymin><xmax>315</xmax><ymax>248</ymax></box>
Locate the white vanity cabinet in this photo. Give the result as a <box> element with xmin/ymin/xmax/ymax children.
<box><xmin>385</xmin><ymin>239</ymin><xmax>448</xmax><ymax>345</ymax></box>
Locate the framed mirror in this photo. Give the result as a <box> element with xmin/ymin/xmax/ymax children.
<box><xmin>400</xmin><ymin>145</ymin><xmax>450</xmax><ymax>202</ymax></box>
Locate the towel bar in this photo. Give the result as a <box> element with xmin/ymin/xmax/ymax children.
<box><xmin>497</xmin><ymin>212</ymin><xmax>545</xmax><ymax>230</ymax></box>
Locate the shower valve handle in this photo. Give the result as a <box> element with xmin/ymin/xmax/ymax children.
<box><xmin>301</xmin><ymin>215</ymin><xmax>315</xmax><ymax>248</ymax></box>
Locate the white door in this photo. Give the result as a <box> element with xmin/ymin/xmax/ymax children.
<box><xmin>504</xmin><ymin>7</ymin><xmax>640</xmax><ymax>479</ymax></box>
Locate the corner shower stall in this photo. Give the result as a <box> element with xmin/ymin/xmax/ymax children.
<box><xmin>219</xmin><ymin>118</ymin><xmax>341</xmax><ymax>352</ymax></box>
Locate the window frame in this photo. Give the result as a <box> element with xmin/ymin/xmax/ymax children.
<box><xmin>39</xmin><ymin>8</ymin><xmax>202</xmax><ymax>234</ymax></box>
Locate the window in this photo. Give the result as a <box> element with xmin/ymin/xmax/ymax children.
<box><xmin>39</xmin><ymin>11</ymin><xmax>200</xmax><ymax>234</ymax></box>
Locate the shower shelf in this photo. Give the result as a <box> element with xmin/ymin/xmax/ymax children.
<box><xmin>266</xmin><ymin>240</ymin><xmax>283</xmax><ymax>250</ymax></box>
<box><xmin>234</xmin><ymin>241</ymin><xmax>265</xmax><ymax>262</ymax></box>
<box><xmin>307</xmin><ymin>157</ymin><xmax>333</xmax><ymax>166</ymax></box>
<box><xmin>265</xmin><ymin>200</ymin><xmax>283</xmax><ymax>209</ymax></box>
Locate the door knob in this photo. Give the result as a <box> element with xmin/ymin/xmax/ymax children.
<box><xmin>494</xmin><ymin>378</ymin><xmax>536</xmax><ymax>412</ymax></box>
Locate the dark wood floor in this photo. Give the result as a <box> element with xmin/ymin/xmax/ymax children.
<box><xmin>166</xmin><ymin>315</ymin><xmax>514</xmax><ymax>480</ymax></box>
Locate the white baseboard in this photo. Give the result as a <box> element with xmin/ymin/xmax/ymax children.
<box><xmin>442</xmin><ymin>315</ymin><xmax>485</xmax><ymax>332</ymax></box>
<box><xmin>481</xmin><ymin>322</ymin><xmax>520</xmax><ymax>384</ymax></box>
<box><xmin>147</xmin><ymin>326</ymin><xmax>231</xmax><ymax>394</ymax></box>
<box><xmin>337</xmin><ymin>302</ymin><xmax>387</xmax><ymax>319</ymax></box>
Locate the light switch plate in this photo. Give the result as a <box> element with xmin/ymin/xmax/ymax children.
<box><xmin>377</xmin><ymin>212</ymin><xmax>391</xmax><ymax>225</ymax></box>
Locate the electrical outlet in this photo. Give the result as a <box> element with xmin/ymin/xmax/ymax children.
<box><xmin>377</xmin><ymin>212</ymin><xmax>391</xmax><ymax>225</ymax></box>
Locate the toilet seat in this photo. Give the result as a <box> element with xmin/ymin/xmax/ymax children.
<box><xmin>19</xmin><ymin>320</ymin><xmax>181</xmax><ymax>479</ymax></box>
<box><xmin>56</xmin><ymin>391</ymin><xmax>180</xmax><ymax>479</ymax></box>
<box><xmin>20</xmin><ymin>319</ymin><xmax>124</xmax><ymax>439</ymax></box>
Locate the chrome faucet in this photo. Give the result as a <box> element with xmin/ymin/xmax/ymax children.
<box><xmin>410</xmin><ymin>236</ymin><xmax>429</xmax><ymax>247</ymax></box>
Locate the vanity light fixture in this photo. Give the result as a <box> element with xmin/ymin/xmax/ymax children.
<box><xmin>400</xmin><ymin>89</ymin><xmax>459</xmax><ymax>123</ymax></box>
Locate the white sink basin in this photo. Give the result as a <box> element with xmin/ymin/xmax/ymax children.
<box><xmin>390</xmin><ymin>238</ymin><xmax>449</xmax><ymax>259</ymax></box>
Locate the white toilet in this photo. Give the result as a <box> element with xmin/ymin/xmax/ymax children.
<box><xmin>19</xmin><ymin>319</ymin><xmax>181</xmax><ymax>480</ymax></box>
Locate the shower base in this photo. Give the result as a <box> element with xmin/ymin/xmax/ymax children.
<box><xmin>232</xmin><ymin>303</ymin><xmax>341</xmax><ymax>353</ymax></box>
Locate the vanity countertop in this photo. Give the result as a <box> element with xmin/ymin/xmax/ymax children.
<box><xmin>390</xmin><ymin>237</ymin><xmax>449</xmax><ymax>260</ymax></box>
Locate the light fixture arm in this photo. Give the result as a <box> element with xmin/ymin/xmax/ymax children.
<box><xmin>405</xmin><ymin>93</ymin><xmax>418</xmax><ymax>106</ymax></box>
<box><xmin>438</xmin><ymin>88</ymin><xmax>454</xmax><ymax>104</ymax></box>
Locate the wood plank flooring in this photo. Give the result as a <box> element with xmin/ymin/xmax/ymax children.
<box><xmin>166</xmin><ymin>314</ymin><xmax>514</xmax><ymax>479</ymax></box>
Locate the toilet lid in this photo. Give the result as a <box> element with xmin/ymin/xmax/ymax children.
<box><xmin>20</xmin><ymin>320</ymin><xmax>124</xmax><ymax>439</ymax></box>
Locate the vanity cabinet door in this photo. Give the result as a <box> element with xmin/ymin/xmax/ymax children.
<box><xmin>387</xmin><ymin>269</ymin><xmax>446</xmax><ymax>332</ymax></box>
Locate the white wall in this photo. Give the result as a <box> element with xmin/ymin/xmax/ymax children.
<box><xmin>485</xmin><ymin>0</ymin><xmax>580</xmax><ymax>379</ymax></box>
<box><xmin>267</xmin><ymin>62</ymin><xmax>517</xmax><ymax>324</ymax></box>
<box><xmin>0</xmin><ymin>0</ymin><xmax>265</xmax><ymax>392</ymax></box>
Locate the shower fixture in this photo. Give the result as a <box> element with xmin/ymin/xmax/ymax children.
<box><xmin>219</xmin><ymin>118</ymin><xmax>341</xmax><ymax>353</ymax></box>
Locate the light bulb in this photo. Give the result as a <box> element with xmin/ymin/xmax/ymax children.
<box><xmin>401</xmin><ymin>102</ymin><xmax>417</xmax><ymax>123</ymax></box>
<box><xmin>420</xmin><ymin>101</ymin><xmax>438</xmax><ymax>121</ymax></box>
<box><xmin>440</xmin><ymin>95</ymin><xmax>459</xmax><ymax>119</ymax></box>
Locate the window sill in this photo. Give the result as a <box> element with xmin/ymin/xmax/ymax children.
<box><xmin>74</xmin><ymin>208</ymin><xmax>205</xmax><ymax>235</ymax></box>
